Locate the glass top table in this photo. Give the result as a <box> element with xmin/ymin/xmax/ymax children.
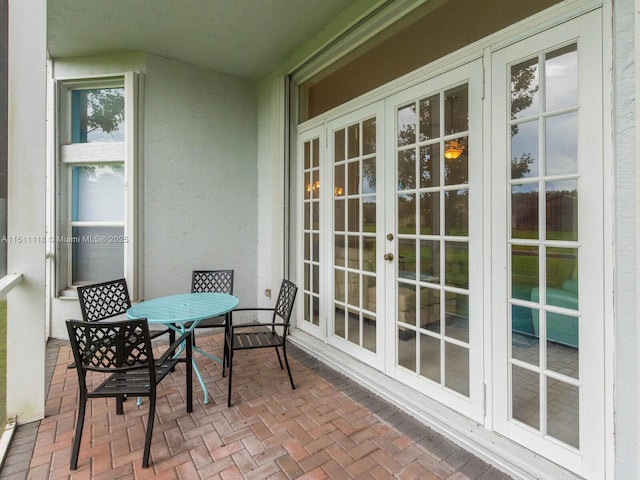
<box><xmin>127</xmin><ymin>292</ymin><xmax>239</xmax><ymax>405</ymax></box>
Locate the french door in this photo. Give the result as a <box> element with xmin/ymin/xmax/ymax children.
<box><xmin>297</xmin><ymin>9</ymin><xmax>604</xmax><ymax>477</ymax></box>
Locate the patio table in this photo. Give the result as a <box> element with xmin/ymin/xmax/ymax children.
<box><xmin>127</xmin><ymin>292</ymin><xmax>239</xmax><ymax>405</ymax></box>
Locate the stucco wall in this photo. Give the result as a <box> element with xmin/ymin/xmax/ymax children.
<box><xmin>142</xmin><ymin>54</ymin><xmax>258</xmax><ymax>304</ymax></box>
<box><xmin>49</xmin><ymin>53</ymin><xmax>259</xmax><ymax>337</ymax></box>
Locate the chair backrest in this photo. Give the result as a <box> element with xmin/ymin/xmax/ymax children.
<box><xmin>273</xmin><ymin>279</ymin><xmax>298</xmax><ymax>325</ymax></box>
<box><xmin>66</xmin><ymin>318</ymin><xmax>155</xmax><ymax>390</ymax></box>
<box><xmin>77</xmin><ymin>278</ymin><xmax>132</xmax><ymax>322</ymax></box>
<box><xmin>191</xmin><ymin>270</ymin><xmax>234</xmax><ymax>294</ymax></box>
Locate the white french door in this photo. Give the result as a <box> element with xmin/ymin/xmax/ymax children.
<box><xmin>491</xmin><ymin>11</ymin><xmax>604</xmax><ymax>477</ymax></box>
<box><xmin>296</xmin><ymin>9</ymin><xmax>605</xmax><ymax>477</ymax></box>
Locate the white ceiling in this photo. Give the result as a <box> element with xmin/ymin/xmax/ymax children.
<box><xmin>47</xmin><ymin>0</ymin><xmax>355</xmax><ymax>80</ymax></box>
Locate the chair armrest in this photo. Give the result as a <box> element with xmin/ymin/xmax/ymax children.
<box><xmin>230</xmin><ymin>322</ymin><xmax>288</xmax><ymax>333</ymax></box>
<box><xmin>157</xmin><ymin>330</ymin><xmax>192</xmax><ymax>364</ymax></box>
<box><xmin>232</xmin><ymin>308</ymin><xmax>275</xmax><ymax>313</ymax></box>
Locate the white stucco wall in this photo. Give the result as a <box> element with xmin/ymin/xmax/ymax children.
<box><xmin>142</xmin><ymin>54</ymin><xmax>258</xmax><ymax>305</ymax></box>
<box><xmin>48</xmin><ymin>53</ymin><xmax>259</xmax><ymax>337</ymax></box>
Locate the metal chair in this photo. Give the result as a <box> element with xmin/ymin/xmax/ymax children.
<box><xmin>77</xmin><ymin>278</ymin><xmax>175</xmax><ymax>343</ymax></box>
<box><xmin>66</xmin><ymin>318</ymin><xmax>192</xmax><ymax>470</ymax></box>
<box><xmin>225</xmin><ymin>279</ymin><xmax>298</xmax><ymax>407</ymax></box>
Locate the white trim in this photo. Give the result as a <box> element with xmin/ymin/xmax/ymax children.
<box><xmin>0</xmin><ymin>274</ymin><xmax>23</xmax><ymax>298</ymax></box>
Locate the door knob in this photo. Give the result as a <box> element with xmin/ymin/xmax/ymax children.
<box><xmin>384</xmin><ymin>253</ymin><xmax>394</xmax><ymax>261</ymax></box>
<box><xmin>386</xmin><ymin>233</ymin><xmax>394</xmax><ymax>241</ymax></box>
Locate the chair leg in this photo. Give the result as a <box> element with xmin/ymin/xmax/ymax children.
<box><xmin>142</xmin><ymin>396</ymin><xmax>156</xmax><ymax>468</ymax></box>
<box><xmin>282</xmin><ymin>344</ymin><xmax>295</xmax><ymax>390</ymax></box>
<box><xmin>116</xmin><ymin>394</ymin><xmax>125</xmax><ymax>415</ymax></box>
<box><xmin>274</xmin><ymin>346</ymin><xmax>284</xmax><ymax>369</ymax></box>
<box><xmin>227</xmin><ymin>341</ymin><xmax>233</xmax><ymax>407</ymax></box>
<box><xmin>70</xmin><ymin>399</ymin><xmax>87</xmax><ymax>470</ymax></box>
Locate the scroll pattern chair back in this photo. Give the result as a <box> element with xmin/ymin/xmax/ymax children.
<box><xmin>66</xmin><ymin>318</ymin><xmax>188</xmax><ymax>469</ymax></box>
<box><xmin>191</xmin><ymin>270</ymin><xmax>234</xmax><ymax>295</ymax></box>
<box><xmin>77</xmin><ymin>278</ymin><xmax>131</xmax><ymax>322</ymax></box>
<box><xmin>225</xmin><ymin>279</ymin><xmax>298</xmax><ymax>406</ymax></box>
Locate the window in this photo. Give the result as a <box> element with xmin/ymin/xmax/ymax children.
<box><xmin>57</xmin><ymin>75</ymin><xmax>140</xmax><ymax>292</ymax></box>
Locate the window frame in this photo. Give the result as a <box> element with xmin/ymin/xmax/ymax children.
<box><xmin>55</xmin><ymin>73</ymin><xmax>142</xmax><ymax>298</ymax></box>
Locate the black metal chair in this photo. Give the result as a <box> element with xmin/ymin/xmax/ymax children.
<box><xmin>225</xmin><ymin>279</ymin><xmax>298</xmax><ymax>407</ymax></box>
<box><xmin>77</xmin><ymin>278</ymin><xmax>175</xmax><ymax>343</ymax></box>
<box><xmin>66</xmin><ymin>318</ymin><xmax>193</xmax><ymax>470</ymax></box>
<box><xmin>187</xmin><ymin>270</ymin><xmax>234</xmax><ymax>345</ymax></box>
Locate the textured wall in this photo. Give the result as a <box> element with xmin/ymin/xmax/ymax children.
<box><xmin>143</xmin><ymin>55</ymin><xmax>258</xmax><ymax>306</ymax></box>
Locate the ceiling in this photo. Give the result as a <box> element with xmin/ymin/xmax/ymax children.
<box><xmin>47</xmin><ymin>0</ymin><xmax>355</xmax><ymax>80</ymax></box>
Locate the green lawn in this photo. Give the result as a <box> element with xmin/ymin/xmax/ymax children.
<box><xmin>0</xmin><ymin>300</ymin><xmax>5</xmax><ymax>426</ymax></box>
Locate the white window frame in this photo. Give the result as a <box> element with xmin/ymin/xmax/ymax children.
<box><xmin>55</xmin><ymin>72</ymin><xmax>142</xmax><ymax>298</ymax></box>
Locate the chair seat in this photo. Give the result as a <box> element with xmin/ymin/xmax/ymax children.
<box><xmin>184</xmin><ymin>316</ymin><xmax>226</xmax><ymax>329</ymax></box>
<box><xmin>91</xmin><ymin>359</ymin><xmax>179</xmax><ymax>398</ymax></box>
<box><xmin>232</xmin><ymin>330</ymin><xmax>283</xmax><ymax>350</ymax></box>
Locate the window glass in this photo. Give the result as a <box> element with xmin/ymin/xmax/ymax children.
<box><xmin>71</xmin><ymin>87</ymin><xmax>124</xmax><ymax>143</ymax></box>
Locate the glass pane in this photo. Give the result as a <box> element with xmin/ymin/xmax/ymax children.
<box><xmin>546</xmin><ymin>311</ymin><xmax>579</xmax><ymax>351</ymax></box>
<box><xmin>71</xmin><ymin>165</ymin><xmax>124</xmax><ymax>222</ymax></box>
<box><xmin>312</xmin><ymin>138</ymin><xmax>320</xmax><ymax>168</ymax></box>
<box><xmin>545</xmin><ymin>44</ymin><xmax>578</xmax><ymax>112</ymax></box>
<box><xmin>304</xmin><ymin>294</ymin><xmax>310</xmax><ymax>322</ymax></box>
<box><xmin>347</xmin><ymin>309</ymin><xmax>360</xmax><ymax>345</ymax></box>
<box><xmin>312</xmin><ymin>233</ymin><xmax>319</xmax><ymax>262</ymax></box>
<box><xmin>347</xmin><ymin>160</ymin><xmax>360</xmax><ymax>195</ymax></box>
<box><xmin>312</xmin><ymin>264</ymin><xmax>319</xmax><ymax>294</ymax></box>
<box><xmin>335</xmin><ymin>271</ymin><xmax>345</xmax><ymax>302</ymax></box>
<box><xmin>420</xmin><ymin>144</ymin><xmax>440</xmax><ymax>188</ymax></box>
<box><xmin>511</xmin><ymin>120</ymin><xmax>539</xmax><ymax>178</ymax></box>
<box><xmin>71</xmin><ymin>88</ymin><xmax>125</xmax><ymax>143</ymax></box>
<box><xmin>311</xmin><ymin>170</ymin><xmax>319</xmax><ymax>199</ymax></box>
<box><xmin>419</xmin><ymin>192</ymin><xmax>439</xmax><ymax>235</ymax></box>
<box><xmin>398</xmin><ymin>239</ymin><xmax>416</xmax><ymax>280</ymax></box>
<box><xmin>397</xmin><ymin>194</ymin><xmax>416</xmax><ymax>235</ymax></box>
<box><xmin>312</xmin><ymin>297</ymin><xmax>320</xmax><ymax>326</ymax></box>
<box><xmin>419</xmin><ymin>94</ymin><xmax>440</xmax><ymax>141</ymax></box>
<box><xmin>363</xmin><ymin>117</ymin><xmax>376</xmax><ymax>155</ymax></box>
<box><xmin>304</xmin><ymin>171</ymin><xmax>311</xmax><ymax>200</ymax></box>
<box><xmin>348</xmin><ymin>272</ymin><xmax>360</xmax><ymax>307</ymax></box>
<box><xmin>71</xmin><ymin>226</ymin><xmax>124</xmax><ymax>283</ymax></box>
<box><xmin>398</xmin><ymin>103</ymin><xmax>416</xmax><ymax>146</ymax></box>
<box><xmin>445</xmin><ymin>242</ymin><xmax>468</xmax><ymax>289</ymax></box>
<box><xmin>545</xmin><ymin>112</ymin><xmax>577</xmax><ymax>175</ymax></box>
<box><xmin>334</xmin><ymin>164</ymin><xmax>345</xmax><ymax>197</ymax></box>
<box><xmin>334</xmin><ymin>129</ymin><xmax>345</xmax><ymax>162</ymax></box>
<box><xmin>347</xmin><ymin>236</ymin><xmax>360</xmax><ymax>269</ymax></box>
<box><xmin>362</xmin><ymin>237</ymin><xmax>376</xmax><ymax>272</ymax></box>
<box><xmin>334</xmin><ymin>199</ymin><xmax>345</xmax><ymax>231</ymax></box>
<box><xmin>546</xmin><ymin>247</ymin><xmax>578</xmax><ymax>294</ymax></box>
<box><xmin>547</xmin><ymin>379</ymin><xmax>579</xmax><ymax>448</ymax></box>
<box><xmin>512</xmin><ymin>365</ymin><xmax>540</xmax><ymax>429</ymax></box>
<box><xmin>419</xmin><ymin>333</ymin><xmax>440</xmax><ymax>383</ymax></box>
<box><xmin>304</xmin><ymin>233</ymin><xmax>310</xmax><ymax>260</ymax></box>
<box><xmin>363</xmin><ymin>317</ymin><xmax>376</xmax><ymax>352</ymax></box>
<box><xmin>444</xmin><ymin>85</ymin><xmax>468</xmax><ymax>134</ymax></box>
<box><xmin>304</xmin><ymin>141</ymin><xmax>310</xmax><ymax>170</ymax></box>
<box><xmin>398</xmin><ymin>282</ymin><xmax>416</xmax><ymax>326</ymax></box>
<box><xmin>547</xmin><ymin>335</ymin><xmax>579</xmax><ymax>379</ymax></box>
<box><xmin>445</xmin><ymin>293</ymin><xmax>468</xmax><ymax>343</ymax></box>
<box><xmin>420</xmin><ymin>240</ymin><xmax>440</xmax><ymax>282</ymax></box>
<box><xmin>444</xmin><ymin>138</ymin><xmax>468</xmax><ymax>184</ymax></box>
<box><xmin>512</xmin><ymin>245</ymin><xmax>539</xmax><ymax>301</ymax></box>
<box><xmin>444</xmin><ymin>189</ymin><xmax>468</xmax><ymax>236</ymax></box>
<box><xmin>335</xmin><ymin>306</ymin><xmax>346</xmax><ymax>338</ymax></box>
<box><xmin>347</xmin><ymin>198</ymin><xmax>360</xmax><ymax>232</ymax></box>
<box><xmin>398</xmin><ymin>149</ymin><xmax>416</xmax><ymax>190</ymax></box>
<box><xmin>304</xmin><ymin>263</ymin><xmax>310</xmax><ymax>293</ymax></box>
<box><xmin>334</xmin><ymin>236</ymin><xmax>345</xmax><ymax>266</ymax></box>
<box><xmin>511</xmin><ymin>183</ymin><xmax>539</xmax><ymax>239</ymax></box>
<box><xmin>363</xmin><ymin>196</ymin><xmax>376</xmax><ymax>233</ymax></box>
<box><xmin>546</xmin><ymin>180</ymin><xmax>577</xmax><ymax>241</ymax></box>
<box><xmin>445</xmin><ymin>342</ymin><xmax>469</xmax><ymax>396</ymax></box>
<box><xmin>420</xmin><ymin>287</ymin><xmax>440</xmax><ymax>332</ymax></box>
<box><xmin>512</xmin><ymin>306</ymin><xmax>540</xmax><ymax>366</ymax></box>
<box><xmin>347</xmin><ymin>124</ymin><xmax>360</xmax><ymax>159</ymax></box>
<box><xmin>362</xmin><ymin>157</ymin><xmax>376</xmax><ymax>194</ymax></box>
<box><xmin>398</xmin><ymin>327</ymin><xmax>416</xmax><ymax>371</ymax></box>
<box><xmin>364</xmin><ymin>275</ymin><xmax>376</xmax><ymax>313</ymax></box>
<box><xmin>511</xmin><ymin>57</ymin><xmax>539</xmax><ymax>119</ymax></box>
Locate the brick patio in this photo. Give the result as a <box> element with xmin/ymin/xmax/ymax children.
<box><xmin>0</xmin><ymin>332</ymin><xmax>511</xmax><ymax>479</ymax></box>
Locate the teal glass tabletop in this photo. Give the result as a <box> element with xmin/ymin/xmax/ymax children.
<box><xmin>127</xmin><ymin>292</ymin><xmax>239</xmax><ymax>324</ymax></box>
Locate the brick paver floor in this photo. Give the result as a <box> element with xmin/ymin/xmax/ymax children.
<box><xmin>3</xmin><ymin>333</ymin><xmax>511</xmax><ymax>479</ymax></box>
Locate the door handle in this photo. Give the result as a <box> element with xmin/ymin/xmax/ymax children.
<box><xmin>384</xmin><ymin>253</ymin><xmax>394</xmax><ymax>261</ymax></box>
